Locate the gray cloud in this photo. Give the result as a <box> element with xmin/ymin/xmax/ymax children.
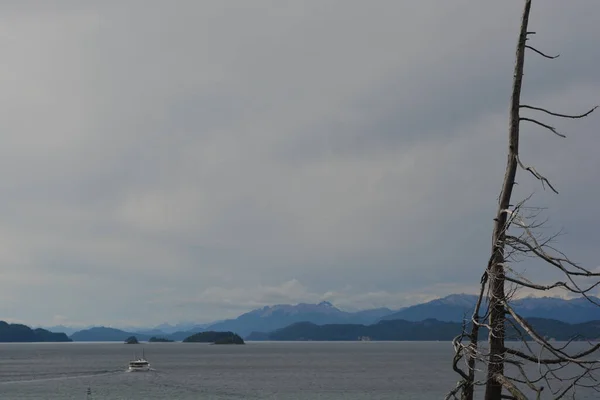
<box><xmin>0</xmin><ymin>1</ymin><xmax>599</xmax><ymax>327</ymax></box>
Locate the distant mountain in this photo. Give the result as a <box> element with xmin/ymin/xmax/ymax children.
<box><xmin>152</xmin><ymin>321</ymin><xmax>217</xmax><ymax>334</ymax></box>
<box><xmin>349</xmin><ymin>307</ymin><xmax>396</xmax><ymax>321</ymax></box>
<box><xmin>70</xmin><ymin>327</ymin><xmax>152</xmax><ymax>342</ymax></box>
<box><xmin>510</xmin><ymin>296</ymin><xmax>600</xmax><ymax>323</ymax></box>
<box><xmin>378</xmin><ymin>294</ymin><xmax>600</xmax><ymax>324</ymax></box>
<box><xmin>245</xmin><ymin>331</ymin><xmax>270</xmax><ymax>341</ymax></box>
<box><xmin>37</xmin><ymin>322</ymin><xmax>216</xmax><ymax>338</ymax></box>
<box><xmin>37</xmin><ymin>294</ymin><xmax>600</xmax><ymax>341</ymax></box>
<box><xmin>247</xmin><ymin>319</ymin><xmax>460</xmax><ymax>341</ymax></box>
<box><xmin>69</xmin><ymin>326</ymin><xmax>204</xmax><ymax>342</ymax></box>
<box><xmin>247</xmin><ymin>318</ymin><xmax>600</xmax><ymax>342</ymax></box>
<box><xmin>166</xmin><ymin>330</ymin><xmax>204</xmax><ymax>342</ymax></box>
<box><xmin>378</xmin><ymin>294</ymin><xmax>480</xmax><ymax>323</ymax></box>
<box><xmin>204</xmin><ymin>301</ymin><xmax>395</xmax><ymax>337</ymax></box>
<box><xmin>0</xmin><ymin>321</ymin><xmax>72</xmax><ymax>342</ymax></box>
<box><xmin>130</xmin><ymin>328</ymin><xmax>169</xmax><ymax>337</ymax></box>
<box><xmin>37</xmin><ymin>325</ymin><xmax>88</xmax><ymax>336</ymax></box>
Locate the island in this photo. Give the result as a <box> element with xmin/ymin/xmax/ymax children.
<box><xmin>213</xmin><ymin>335</ymin><xmax>245</xmax><ymax>345</ymax></box>
<box><xmin>0</xmin><ymin>321</ymin><xmax>72</xmax><ymax>342</ymax></box>
<box><xmin>183</xmin><ymin>331</ymin><xmax>245</xmax><ymax>344</ymax></box>
<box><xmin>148</xmin><ymin>336</ymin><xmax>174</xmax><ymax>342</ymax></box>
<box><xmin>124</xmin><ymin>335</ymin><xmax>139</xmax><ymax>344</ymax></box>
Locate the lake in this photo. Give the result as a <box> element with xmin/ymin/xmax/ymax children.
<box><xmin>0</xmin><ymin>341</ymin><xmax>595</xmax><ymax>399</ymax></box>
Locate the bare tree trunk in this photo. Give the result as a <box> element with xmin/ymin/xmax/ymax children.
<box><xmin>447</xmin><ymin>1</ymin><xmax>599</xmax><ymax>398</ymax></box>
<box><xmin>485</xmin><ymin>1</ymin><xmax>531</xmax><ymax>399</ymax></box>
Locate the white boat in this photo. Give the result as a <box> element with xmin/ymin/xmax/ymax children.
<box><xmin>128</xmin><ymin>349</ymin><xmax>151</xmax><ymax>372</ymax></box>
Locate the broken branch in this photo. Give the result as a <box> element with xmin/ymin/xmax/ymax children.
<box><xmin>520</xmin><ymin>117</ymin><xmax>566</xmax><ymax>138</ymax></box>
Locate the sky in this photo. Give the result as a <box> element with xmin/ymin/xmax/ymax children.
<box><xmin>0</xmin><ymin>1</ymin><xmax>599</xmax><ymax>329</ymax></box>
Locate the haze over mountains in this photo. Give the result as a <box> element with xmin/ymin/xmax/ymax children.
<box><xmin>33</xmin><ymin>294</ymin><xmax>600</xmax><ymax>341</ymax></box>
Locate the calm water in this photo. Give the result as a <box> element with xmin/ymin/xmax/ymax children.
<box><xmin>0</xmin><ymin>341</ymin><xmax>453</xmax><ymax>399</ymax></box>
<box><xmin>0</xmin><ymin>341</ymin><xmax>596</xmax><ymax>399</ymax></box>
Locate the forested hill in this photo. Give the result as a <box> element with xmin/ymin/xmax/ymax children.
<box><xmin>0</xmin><ymin>321</ymin><xmax>72</xmax><ymax>342</ymax></box>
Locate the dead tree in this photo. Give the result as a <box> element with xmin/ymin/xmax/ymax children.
<box><xmin>446</xmin><ymin>1</ymin><xmax>599</xmax><ymax>399</ymax></box>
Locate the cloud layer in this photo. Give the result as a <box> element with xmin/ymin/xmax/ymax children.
<box><xmin>0</xmin><ymin>1</ymin><xmax>599</xmax><ymax>327</ymax></box>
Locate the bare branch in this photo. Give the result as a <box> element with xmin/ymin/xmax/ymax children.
<box><xmin>525</xmin><ymin>45</ymin><xmax>559</xmax><ymax>59</ymax></box>
<box><xmin>505</xmin><ymin>276</ymin><xmax>600</xmax><ymax>295</ymax></box>
<box><xmin>520</xmin><ymin>117</ymin><xmax>566</xmax><ymax>138</ymax></box>
<box><xmin>494</xmin><ymin>374</ymin><xmax>529</xmax><ymax>400</ymax></box>
<box><xmin>444</xmin><ymin>381</ymin><xmax>466</xmax><ymax>400</ymax></box>
<box><xmin>506</xmin><ymin>275</ymin><xmax>600</xmax><ymax>296</ymax></box>
<box><xmin>506</xmin><ymin>235</ymin><xmax>600</xmax><ymax>278</ymax></box>
<box><xmin>515</xmin><ymin>154</ymin><xmax>559</xmax><ymax>193</ymax></box>
<box><xmin>520</xmin><ymin>105</ymin><xmax>598</xmax><ymax>119</ymax></box>
<box><xmin>504</xmin><ymin>302</ymin><xmax>599</xmax><ymax>364</ymax></box>
<box><xmin>505</xmin><ymin>346</ymin><xmax>600</xmax><ymax>365</ymax></box>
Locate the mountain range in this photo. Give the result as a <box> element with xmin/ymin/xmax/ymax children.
<box><xmin>379</xmin><ymin>294</ymin><xmax>600</xmax><ymax>324</ymax></box>
<box><xmin>32</xmin><ymin>294</ymin><xmax>600</xmax><ymax>341</ymax></box>
<box><xmin>203</xmin><ymin>301</ymin><xmax>393</xmax><ymax>337</ymax></box>
<box><xmin>246</xmin><ymin>318</ymin><xmax>600</xmax><ymax>342</ymax></box>
<box><xmin>200</xmin><ymin>295</ymin><xmax>600</xmax><ymax>337</ymax></box>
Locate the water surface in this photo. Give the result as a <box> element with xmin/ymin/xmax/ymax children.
<box><xmin>0</xmin><ymin>341</ymin><xmax>454</xmax><ymax>399</ymax></box>
<box><xmin>1</xmin><ymin>341</ymin><xmax>594</xmax><ymax>399</ymax></box>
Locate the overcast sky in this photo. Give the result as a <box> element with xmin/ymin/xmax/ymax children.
<box><xmin>0</xmin><ymin>1</ymin><xmax>599</xmax><ymax>328</ymax></box>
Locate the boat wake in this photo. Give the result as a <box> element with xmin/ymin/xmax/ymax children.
<box><xmin>0</xmin><ymin>369</ymin><xmax>125</xmax><ymax>385</ymax></box>
<box><xmin>125</xmin><ymin>367</ymin><xmax>157</xmax><ymax>373</ymax></box>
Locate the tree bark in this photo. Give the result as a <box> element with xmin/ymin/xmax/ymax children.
<box><xmin>485</xmin><ymin>1</ymin><xmax>531</xmax><ymax>399</ymax></box>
